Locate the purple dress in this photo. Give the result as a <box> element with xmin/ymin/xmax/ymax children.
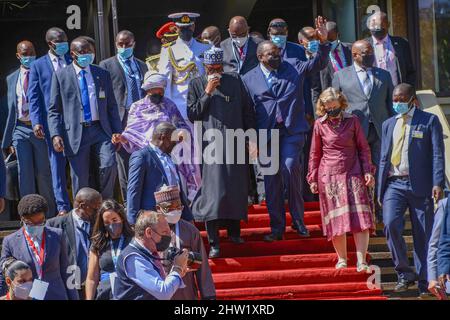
<box><xmin>121</xmin><ymin>96</ymin><xmax>201</xmax><ymax>200</ymax></box>
<box><xmin>307</xmin><ymin>113</ymin><xmax>375</xmax><ymax>240</ymax></box>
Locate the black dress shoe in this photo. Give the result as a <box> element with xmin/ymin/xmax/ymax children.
<box><xmin>394</xmin><ymin>279</ymin><xmax>415</xmax><ymax>293</ymax></box>
<box><xmin>292</xmin><ymin>221</ymin><xmax>310</xmax><ymax>237</ymax></box>
<box><xmin>208</xmin><ymin>247</ymin><xmax>220</xmax><ymax>259</ymax></box>
<box><xmin>263</xmin><ymin>233</ymin><xmax>284</xmax><ymax>242</ymax></box>
<box><xmin>229</xmin><ymin>236</ymin><xmax>245</xmax><ymax>244</ymax></box>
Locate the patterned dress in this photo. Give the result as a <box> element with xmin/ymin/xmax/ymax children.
<box><xmin>307</xmin><ymin>113</ymin><xmax>376</xmax><ymax>240</ymax></box>
<box><xmin>120</xmin><ymin>95</ymin><xmax>201</xmax><ymax>200</ymax></box>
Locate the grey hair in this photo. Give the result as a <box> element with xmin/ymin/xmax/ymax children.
<box><xmin>2</xmin><ymin>258</ymin><xmax>31</xmax><ymax>280</ymax></box>
<box><xmin>151</xmin><ymin>122</ymin><xmax>176</xmax><ymax>142</ymax></box>
<box><xmin>134</xmin><ymin>210</ymin><xmax>162</xmax><ymax>239</ymax></box>
<box><xmin>256</xmin><ymin>40</ymin><xmax>276</xmax><ymax>56</ymax></box>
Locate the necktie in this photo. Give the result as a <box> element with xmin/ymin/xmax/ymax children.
<box><xmin>391</xmin><ymin>115</ymin><xmax>408</xmax><ymax>167</ymax></box>
<box><xmin>376</xmin><ymin>41</ymin><xmax>387</xmax><ymax>69</ymax></box>
<box><xmin>77</xmin><ymin>221</ymin><xmax>90</xmax><ymax>282</ymax></box>
<box><xmin>238</xmin><ymin>46</ymin><xmax>245</xmax><ymax>60</ymax></box>
<box><xmin>124</xmin><ymin>59</ymin><xmax>141</xmax><ymax>104</ymax></box>
<box><xmin>79</xmin><ymin>70</ymin><xmax>92</xmax><ymax>122</ymax></box>
<box><xmin>361</xmin><ymin>70</ymin><xmax>372</xmax><ymax>97</ymax></box>
<box><xmin>333</xmin><ymin>49</ymin><xmax>344</xmax><ymax>69</ymax></box>
<box><xmin>21</xmin><ymin>70</ymin><xmax>30</xmax><ymax>113</ymax></box>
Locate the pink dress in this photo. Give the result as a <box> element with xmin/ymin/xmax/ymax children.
<box><xmin>307</xmin><ymin>113</ymin><xmax>375</xmax><ymax>241</ymax></box>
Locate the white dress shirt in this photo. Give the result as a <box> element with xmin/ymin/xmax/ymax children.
<box><xmin>372</xmin><ymin>35</ymin><xmax>399</xmax><ymax>86</ymax></box>
<box><xmin>15</xmin><ymin>66</ymin><xmax>30</xmax><ymax>121</ymax></box>
<box><xmin>73</xmin><ymin>63</ymin><xmax>99</xmax><ymax>121</ymax></box>
<box><xmin>389</xmin><ymin>107</ymin><xmax>415</xmax><ymax>177</ymax></box>
<box><xmin>48</xmin><ymin>51</ymin><xmax>67</xmax><ymax>72</ymax></box>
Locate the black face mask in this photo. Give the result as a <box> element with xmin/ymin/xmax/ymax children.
<box><xmin>361</xmin><ymin>54</ymin><xmax>375</xmax><ymax>68</ymax></box>
<box><xmin>370</xmin><ymin>28</ymin><xmax>387</xmax><ymax>40</ymax></box>
<box><xmin>179</xmin><ymin>28</ymin><xmax>194</xmax><ymax>42</ymax></box>
<box><xmin>268</xmin><ymin>56</ymin><xmax>282</xmax><ymax>70</ymax></box>
<box><xmin>156</xmin><ymin>235</ymin><xmax>172</xmax><ymax>252</ymax></box>
<box><xmin>150</xmin><ymin>93</ymin><xmax>163</xmax><ymax>104</ymax></box>
<box><xmin>327</xmin><ymin>108</ymin><xmax>342</xmax><ymax>118</ymax></box>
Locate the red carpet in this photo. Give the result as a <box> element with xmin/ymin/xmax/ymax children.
<box><xmin>197</xmin><ymin>202</ymin><xmax>386</xmax><ymax>300</ymax></box>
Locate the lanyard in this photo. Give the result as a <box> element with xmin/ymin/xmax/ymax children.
<box><xmin>110</xmin><ymin>236</ymin><xmax>124</xmax><ymax>270</ymax></box>
<box><xmin>23</xmin><ymin>228</ymin><xmax>46</xmax><ymax>279</ymax></box>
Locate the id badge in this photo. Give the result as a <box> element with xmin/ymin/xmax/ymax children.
<box><xmin>29</xmin><ymin>279</ymin><xmax>49</xmax><ymax>300</ymax></box>
<box><xmin>412</xmin><ymin>130</ymin><xmax>423</xmax><ymax>139</ymax></box>
<box><xmin>109</xmin><ymin>272</ymin><xmax>118</xmax><ymax>293</ymax></box>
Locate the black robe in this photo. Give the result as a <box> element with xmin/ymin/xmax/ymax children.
<box><xmin>187</xmin><ymin>72</ymin><xmax>256</xmax><ymax>222</ymax></box>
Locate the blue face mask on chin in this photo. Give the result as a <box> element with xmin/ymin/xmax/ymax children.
<box><xmin>270</xmin><ymin>35</ymin><xmax>287</xmax><ymax>48</ymax></box>
<box><xmin>118</xmin><ymin>46</ymin><xmax>134</xmax><ymax>59</ymax></box>
<box><xmin>20</xmin><ymin>56</ymin><xmax>36</xmax><ymax>68</ymax></box>
<box><xmin>393</xmin><ymin>97</ymin><xmax>414</xmax><ymax>114</ymax></box>
<box><xmin>307</xmin><ymin>40</ymin><xmax>320</xmax><ymax>54</ymax></box>
<box><xmin>53</xmin><ymin>42</ymin><xmax>69</xmax><ymax>56</ymax></box>
<box><xmin>76</xmin><ymin>53</ymin><xmax>95</xmax><ymax>68</ymax></box>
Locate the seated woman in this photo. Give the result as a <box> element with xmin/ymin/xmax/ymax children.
<box><xmin>1</xmin><ymin>258</ymin><xmax>33</xmax><ymax>300</ymax></box>
<box><xmin>307</xmin><ymin>88</ymin><xmax>376</xmax><ymax>273</ymax></box>
<box><xmin>115</xmin><ymin>72</ymin><xmax>201</xmax><ymax>202</ymax></box>
<box><xmin>85</xmin><ymin>199</ymin><xmax>134</xmax><ymax>300</ymax></box>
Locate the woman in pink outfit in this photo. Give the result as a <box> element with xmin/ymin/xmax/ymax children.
<box><xmin>307</xmin><ymin>88</ymin><xmax>376</xmax><ymax>273</ymax></box>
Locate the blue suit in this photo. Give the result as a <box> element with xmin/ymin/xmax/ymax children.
<box><xmin>1</xmin><ymin>68</ymin><xmax>56</xmax><ymax>216</ymax></box>
<box><xmin>28</xmin><ymin>54</ymin><xmax>72</xmax><ymax>212</ymax></box>
<box><xmin>127</xmin><ymin>146</ymin><xmax>193</xmax><ymax>225</ymax></box>
<box><xmin>378</xmin><ymin>108</ymin><xmax>445</xmax><ymax>292</ymax></box>
<box><xmin>0</xmin><ymin>226</ymin><xmax>79</xmax><ymax>300</ymax></box>
<box><xmin>438</xmin><ymin>198</ymin><xmax>450</xmax><ymax>278</ymax></box>
<box><xmin>0</xmin><ymin>153</ymin><xmax>5</xmax><ymax>198</ymax></box>
<box><xmin>242</xmin><ymin>43</ymin><xmax>330</xmax><ymax>235</ymax></box>
<box><xmin>47</xmin><ymin>64</ymin><xmax>122</xmax><ymax>199</ymax></box>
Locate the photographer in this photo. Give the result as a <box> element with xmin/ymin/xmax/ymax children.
<box><xmin>113</xmin><ymin>210</ymin><xmax>189</xmax><ymax>300</ymax></box>
<box><xmin>155</xmin><ymin>185</ymin><xmax>216</xmax><ymax>300</ymax></box>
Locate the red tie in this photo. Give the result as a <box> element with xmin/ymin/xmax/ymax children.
<box><xmin>238</xmin><ymin>46</ymin><xmax>245</xmax><ymax>60</ymax></box>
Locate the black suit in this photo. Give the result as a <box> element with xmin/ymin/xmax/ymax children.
<box><xmin>99</xmin><ymin>56</ymin><xmax>148</xmax><ymax>203</ymax></box>
<box><xmin>221</xmin><ymin>37</ymin><xmax>262</xmax><ymax>75</ymax></box>
<box><xmin>367</xmin><ymin>35</ymin><xmax>416</xmax><ymax>87</ymax></box>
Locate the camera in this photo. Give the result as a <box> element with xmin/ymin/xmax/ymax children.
<box><xmin>166</xmin><ymin>247</ymin><xmax>203</xmax><ymax>266</ymax></box>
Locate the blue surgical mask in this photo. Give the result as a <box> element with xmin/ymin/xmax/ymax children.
<box><xmin>307</xmin><ymin>40</ymin><xmax>320</xmax><ymax>54</ymax></box>
<box><xmin>393</xmin><ymin>97</ymin><xmax>414</xmax><ymax>115</ymax></box>
<box><xmin>20</xmin><ymin>56</ymin><xmax>36</xmax><ymax>68</ymax></box>
<box><xmin>117</xmin><ymin>46</ymin><xmax>134</xmax><ymax>60</ymax></box>
<box><xmin>270</xmin><ymin>35</ymin><xmax>287</xmax><ymax>48</ymax></box>
<box><xmin>76</xmin><ymin>53</ymin><xmax>95</xmax><ymax>68</ymax></box>
<box><xmin>53</xmin><ymin>42</ymin><xmax>69</xmax><ymax>56</ymax></box>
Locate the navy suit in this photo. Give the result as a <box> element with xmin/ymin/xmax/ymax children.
<box><xmin>47</xmin><ymin>64</ymin><xmax>122</xmax><ymax>199</ymax></box>
<box><xmin>127</xmin><ymin>146</ymin><xmax>193</xmax><ymax>225</ymax></box>
<box><xmin>28</xmin><ymin>54</ymin><xmax>72</xmax><ymax>212</ymax></box>
<box><xmin>2</xmin><ymin>67</ymin><xmax>56</xmax><ymax>216</ymax></box>
<box><xmin>99</xmin><ymin>55</ymin><xmax>147</xmax><ymax>204</ymax></box>
<box><xmin>438</xmin><ymin>198</ymin><xmax>450</xmax><ymax>278</ymax></box>
<box><xmin>0</xmin><ymin>153</ymin><xmax>5</xmax><ymax>198</ymax></box>
<box><xmin>378</xmin><ymin>108</ymin><xmax>445</xmax><ymax>292</ymax></box>
<box><xmin>242</xmin><ymin>43</ymin><xmax>330</xmax><ymax>235</ymax></box>
<box><xmin>0</xmin><ymin>226</ymin><xmax>79</xmax><ymax>300</ymax></box>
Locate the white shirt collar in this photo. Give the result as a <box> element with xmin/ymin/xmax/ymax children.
<box><xmin>73</xmin><ymin>62</ymin><xmax>91</xmax><ymax>75</ymax></box>
<box><xmin>259</xmin><ymin>63</ymin><xmax>273</xmax><ymax>78</ymax></box>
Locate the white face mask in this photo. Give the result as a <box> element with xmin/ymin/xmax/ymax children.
<box><xmin>13</xmin><ymin>281</ymin><xmax>33</xmax><ymax>300</ymax></box>
<box><xmin>207</xmin><ymin>73</ymin><xmax>222</xmax><ymax>81</ymax></box>
<box><xmin>231</xmin><ymin>34</ymin><xmax>248</xmax><ymax>48</ymax></box>
<box><xmin>165</xmin><ymin>210</ymin><xmax>182</xmax><ymax>224</ymax></box>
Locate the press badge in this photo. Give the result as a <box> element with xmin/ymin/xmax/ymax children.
<box><xmin>29</xmin><ymin>279</ymin><xmax>49</xmax><ymax>300</ymax></box>
<box><xmin>412</xmin><ymin>130</ymin><xmax>423</xmax><ymax>139</ymax></box>
<box><xmin>99</xmin><ymin>89</ymin><xmax>106</xmax><ymax>99</ymax></box>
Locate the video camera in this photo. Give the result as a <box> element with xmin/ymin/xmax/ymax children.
<box><xmin>166</xmin><ymin>247</ymin><xmax>203</xmax><ymax>267</ymax></box>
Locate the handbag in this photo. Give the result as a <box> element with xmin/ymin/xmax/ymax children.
<box><xmin>4</xmin><ymin>153</ymin><xmax>19</xmax><ymax>201</ymax></box>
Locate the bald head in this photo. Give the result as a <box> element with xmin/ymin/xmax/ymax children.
<box><xmin>229</xmin><ymin>16</ymin><xmax>249</xmax><ymax>38</ymax></box>
<box><xmin>73</xmin><ymin>187</ymin><xmax>102</xmax><ymax>222</ymax></box>
<box><xmin>201</xmin><ymin>26</ymin><xmax>221</xmax><ymax>46</ymax></box>
<box><xmin>74</xmin><ymin>187</ymin><xmax>102</xmax><ymax>206</ymax></box>
<box><xmin>45</xmin><ymin>27</ymin><xmax>67</xmax><ymax>43</ymax></box>
<box><xmin>352</xmin><ymin>40</ymin><xmax>374</xmax><ymax>68</ymax></box>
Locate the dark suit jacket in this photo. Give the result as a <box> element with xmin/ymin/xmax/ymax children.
<box><xmin>367</xmin><ymin>35</ymin><xmax>416</xmax><ymax>86</ymax></box>
<box><xmin>332</xmin><ymin>65</ymin><xmax>394</xmax><ymax>138</ymax></box>
<box><xmin>2</xmin><ymin>68</ymin><xmax>20</xmax><ymax>149</ymax></box>
<box><xmin>47</xmin><ymin>64</ymin><xmax>122</xmax><ymax>157</ymax></box>
<box><xmin>0</xmin><ymin>226</ymin><xmax>79</xmax><ymax>300</ymax></box>
<box><xmin>438</xmin><ymin>199</ymin><xmax>450</xmax><ymax>277</ymax></box>
<box><xmin>0</xmin><ymin>152</ymin><xmax>5</xmax><ymax>198</ymax></box>
<box><xmin>99</xmin><ymin>56</ymin><xmax>148</xmax><ymax>121</ymax></box>
<box><xmin>378</xmin><ymin>108</ymin><xmax>445</xmax><ymax>200</ymax></box>
<box><xmin>242</xmin><ymin>43</ymin><xmax>330</xmax><ymax>135</ymax></box>
<box><xmin>46</xmin><ymin>212</ymin><xmax>93</xmax><ymax>268</ymax></box>
<box><xmin>221</xmin><ymin>37</ymin><xmax>262</xmax><ymax>75</ymax></box>
<box><xmin>127</xmin><ymin>146</ymin><xmax>193</xmax><ymax>225</ymax></box>
<box><xmin>28</xmin><ymin>54</ymin><xmax>72</xmax><ymax>132</ymax></box>
<box><xmin>319</xmin><ymin>42</ymin><xmax>353</xmax><ymax>91</ymax></box>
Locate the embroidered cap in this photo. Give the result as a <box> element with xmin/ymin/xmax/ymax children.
<box><xmin>204</xmin><ymin>46</ymin><xmax>224</xmax><ymax>65</ymax></box>
<box><xmin>141</xmin><ymin>72</ymin><xmax>168</xmax><ymax>91</ymax></box>
<box><xmin>168</xmin><ymin>12</ymin><xmax>200</xmax><ymax>27</ymax></box>
<box><xmin>154</xmin><ymin>185</ymin><xmax>180</xmax><ymax>204</ymax></box>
